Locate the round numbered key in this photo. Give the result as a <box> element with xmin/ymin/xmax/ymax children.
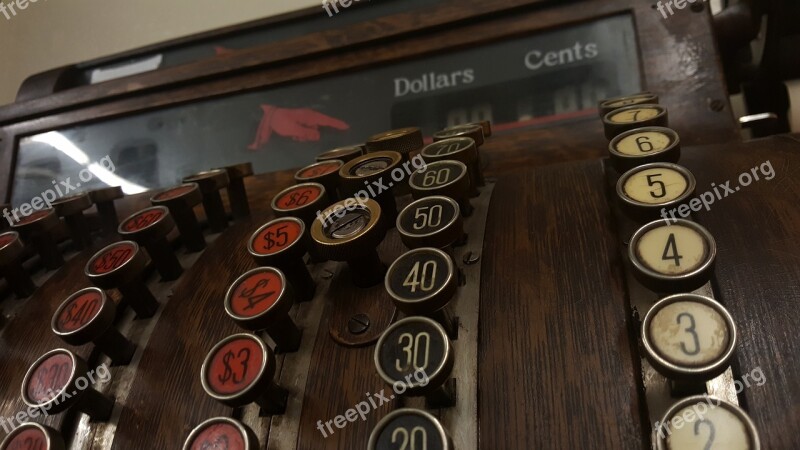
<box><xmin>271</xmin><ymin>182</ymin><xmax>329</xmax><ymax>228</ymax></box>
<box><xmin>216</xmin><ymin>162</ymin><xmax>253</xmax><ymax>219</ymax></box>
<box><xmin>310</xmin><ymin>198</ymin><xmax>387</xmax><ymax>287</ymax></box>
<box><xmin>374</xmin><ymin>316</ymin><xmax>455</xmax><ymax>407</ymax></box>
<box><xmin>22</xmin><ymin>348</ymin><xmax>114</xmax><ymax>420</ymax></box>
<box><xmin>183</xmin><ymin>169</ymin><xmax>230</xmax><ymax>232</ymax></box>
<box><xmin>10</xmin><ymin>209</ymin><xmax>64</xmax><ymax>270</ymax></box>
<box><xmin>225</xmin><ymin>267</ymin><xmax>302</xmax><ymax>353</ymax></box>
<box><xmin>51</xmin><ymin>192</ymin><xmax>93</xmax><ymax>249</ymax></box>
<box><xmin>397</xmin><ymin>196</ymin><xmax>464</xmax><ymax>250</ymax></box>
<box><xmin>85</xmin><ymin>241</ymin><xmax>159</xmax><ymax>318</ymax></box>
<box><xmin>368</xmin><ymin>409</ymin><xmax>453</xmax><ymax>450</ymax></box>
<box><xmin>365</xmin><ymin>128</ymin><xmax>423</xmax><ymax>195</ymax></box>
<box><xmin>598</xmin><ymin>92</ymin><xmax>659</xmax><ymax>117</ymax></box>
<box><xmin>642</xmin><ymin>294</ymin><xmax>736</xmax><ymax>380</ymax></box>
<box><xmin>201</xmin><ymin>333</ymin><xmax>287</xmax><ymax>414</ymax></box>
<box><xmin>316</xmin><ymin>145</ymin><xmax>364</xmax><ymax>163</ymax></box>
<box><xmin>295</xmin><ymin>160</ymin><xmax>344</xmax><ymax>202</ymax></box>
<box><xmin>119</xmin><ymin>206</ymin><xmax>183</xmax><ymax>281</ymax></box>
<box><xmin>0</xmin><ymin>231</ymin><xmax>37</xmax><ymax>298</ymax></box>
<box><xmin>386</xmin><ymin>248</ymin><xmax>458</xmax><ymax>336</ymax></box>
<box><xmin>433</xmin><ymin>124</ymin><xmax>486</xmax><ymax>188</ymax></box>
<box><xmin>409</xmin><ymin>161</ymin><xmax>472</xmax><ymax>215</ymax></box>
<box><xmin>89</xmin><ymin>186</ymin><xmax>124</xmax><ymax>234</ymax></box>
<box><xmin>248</xmin><ymin>217</ymin><xmax>314</xmax><ymax>302</ymax></box>
<box><xmin>603</xmin><ymin>104</ymin><xmax>668</xmax><ymax>140</ymax></box>
<box><xmin>151</xmin><ymin>183</ymin><xmax>206</xmax><ymax>252</ymax></box>
<box><xmin>52</xmin><ymin>287</ymin><xmax>136</xmax><ymax>366</ymax></box>
<box><xmin>608</xmin><ymin>126</ymin><xmax>681</xmax><ymax>172</ymax></box>
<box><xmin>616</xmin><ymin>163</ymin><xmax>696</xmax><ymax>221</ymax></box>
<box><xmin>0</xmin><ymin>422</ymin><xmax>65</xmax><ymax>450</ymax></box>
<box><xmin>655</xmin><ymin>395</ymin><xmax>760</xmax><ymax>450</ymax></box>
<box><xmin>629</xmin><ymin>219</ymin><xmax>716</xmax><ymax>292</ymax></box>
<box><xmin>433</xmin><ymin>124</ymin><xmax>485</xmax><ymax>147</ymax></box>
<box><xmin>421</xmin><ymin>137</ymin><xmax>480</xmax><ymax>197</ymax></box>
<box><xmin>183</xmin><ymin>417</ymin><xmax>259</xmax><ymax>450</ymax></box>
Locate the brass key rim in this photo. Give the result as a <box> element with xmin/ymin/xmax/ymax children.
<box><xmin>51</xmin><ymin>287</ymin><xmax>113</xmax><ymax>340</ymax></box>
<box><xmin>385</xmin><ymin>247</ymin><xmax>457</xmax><ymax>313</ymax></box>
<box><xmin>409</xmin><ymin>160</ymin><xmax>469</xmax><ymax>193</ymax></box>
<box><xmin>294</xmin><ymin>160</ymin><xmax>344</xmax><ymax>182</ymax></box>
<box><xmin>316</xmin><ymin>145</ymin><xmax>364</xmax><ymax>162</ymax></box>
<box><xmin>608</xmin><ymin>126</ymin><xmax>680</xmax><ymax>161</ymax></box>
<box><xmin>310</xmin><ymin>198</ymin><xmax>383</xmax><ymax>251</ymax></box>
<box><xmin>616</xmin><ymin>162</ymin><xmax>696</xmax><ymax>210</ymax></box>
<box><xmin>628</xmin><ymin>218</ymin><xmax>716</xmax><ymax>286</ymax></box>
<box><xmin>655</xmin><ymin>395</ymin><xmax>760</xmax><ymax>450</ymax></box>
<box><xmin>247</xmin><ymin>217</ymin><xmax>306</xmax><ymax>259</ymax></box>
<box><xmin>200</xmin><ymin>333</ymin><xmax>272</xmax><ymax>403</ymax></box>
<box><xmin>367</xmin><ymin>408</ymin><xmax>452</xmax><ymax>450</ymax></box>
<box><xmin>21</xmin><ymin>348</ymin><xmax>81</xmax><ymax>411</ymax></box>
<box><xmin>224</xmin><ymin>267</ymin><xmax>289</xmax><ymax>323</ymax></box>
<box><xmin>270</xmin><ymin>182</ymin><xmax>328</xmax><ymax>215</ymax></box>
<box><xmin>602</xmin><ymin>103</ymin><xmax>667</xmax><ymax>127</ymax></box>
<box><xmin>598</xmin><ymin>92</ymin><xmax>659</xmax><ymax>116</ymax></box>
<box><xmin>182</xmin><ymin>416</ymin><xmax>258</xmax><ymax>450</ymax></box>
<box><xmin>641</xmin><ymin>293</ymin><xmax>737</xmax><ymax>380</ymax></box>
<box><xmin>0</xmin><ymin>422</ymin><xmax>64</xmax><ymax>450</ymax></box>
<box><xmin>396</xmin><ymin>196</ymin><xmax>461</xmax><ymax>240</ymax></box>
<box><xmin>374</xmin><ymin>316</ymin><xmax>453</xmax><ymax>390</ymax></box>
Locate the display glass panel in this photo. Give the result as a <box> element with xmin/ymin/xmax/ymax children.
<box><xmin>12</xmin><ymin>14</ymin><xmax>640</xmax><ymax>206</ymax></box>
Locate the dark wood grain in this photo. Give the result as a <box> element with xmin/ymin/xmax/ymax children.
<box><xmin>681</xmin><ymin>136</ymin><xmax>800</xmax><ymax>450</ymax></box>
<box><xmin>109</xmin><ymin>215</ymin><xmax>258</xmax><ymax>449</ymax></box>
<box><xmin>0</xmin><ymin>136</ymin><xmax>799</xmax><ymax>448</ymax></box>
<box><xmin>478</xmin><ymin>160</ymin><xmax>647</xmax><ymax>449</ymax></box>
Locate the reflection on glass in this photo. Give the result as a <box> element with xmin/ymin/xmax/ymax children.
<box><xmin>13</xmin><ymin>15</ymin><xmax>640</xmax><ymax>206</ymax></box>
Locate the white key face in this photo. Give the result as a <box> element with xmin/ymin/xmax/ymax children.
<box><xmin>609</xmin><ymin>107</ymin><xmax>661</xmax><ymax>124</ymax></box>
<box><xmin>623</xmin><ymin>168</ymin><xmax>689</xmax><ymax>204</ymax></box>
<box><xmin>636</xmin><ymin>225</ymin><xmax>708</xmax><ymax>275</ymax></box>
<box><xmin>649</xmin><ymin>301</ymin><xmax>730</xmax><ymax>366</ymax></box>
<box><xmin>666</xmin><ymin>403</ymin><xmax>752</xmax><ymax>450</ymax></box>
<box><xmin>615</xmin><ymin>131</ymin><xmax>672</xmax><ymax>156</ymax></box>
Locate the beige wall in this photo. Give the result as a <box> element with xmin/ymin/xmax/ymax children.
<box><xmin>0</xmin><ymin>0</ymin><xmax>319</xmax><ymax>106</ymax></box>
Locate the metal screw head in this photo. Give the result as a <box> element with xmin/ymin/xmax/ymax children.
<box><xmin>463</xmin><ymin>251</ymin><xmax>480</xmax><ymax>265</ymax></box>
<box><xmin>348</xmin><ymin>314</ymin><xmax>370</xmax><ymax>335</ymax></box>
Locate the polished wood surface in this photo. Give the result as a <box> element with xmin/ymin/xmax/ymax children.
<box><xmin>0</xmin><ymin>0</ymin><xmax>795</xmax><ymax>447</ymax></box>
<box><xmin>479</xmin><ymin>159</ymin><xmax>646</xmax><ymax>449</ymax></box>
<box><xmin>683</xmin><ymin>135</ymin><xmax>800</xmax><ymax>450</ymax></box>
<box><xmin>0</xmin><ymin>136</ymin><xmax>797</xmax><ymax>448</ymax></box>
